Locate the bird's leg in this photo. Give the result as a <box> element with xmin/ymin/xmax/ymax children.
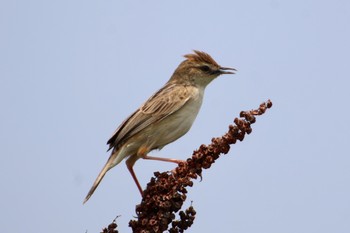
<box><xmin>142</xmin><ymin>155</ymin><xmax>185</xmax><ymax>164</ymax></box>
<box><xmin>126</xmin><ymin>154</ymin><xmax>143</xmax><ymax>196</ymax></box>
<box><xmin>127</xmin><ymin>147</ymin><xmax>186</xmax><ymax>195</ymax></box>
<box><xmin>138</xmin><ymin>146</ymin><xmax>186</xmax><ymax>164</ymax></box>
<box><xmin>137</xmin><ymin>146</ymin><xmax>186</xmax><ymax>177</ymax></box>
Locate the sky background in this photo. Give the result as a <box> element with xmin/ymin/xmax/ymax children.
<box><xmin>1</xmin><ymin>0</ymin><xmax>350</xmax><ymax>232</ymax></box>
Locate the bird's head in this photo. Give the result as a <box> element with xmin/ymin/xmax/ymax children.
<box><xmin>169</xmin><ymin>50</ymin><xmax>236</xmax><ymax>87</ymax></box>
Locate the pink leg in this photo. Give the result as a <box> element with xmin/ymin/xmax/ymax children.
<box><xmin>141</xmin><ymin>155</ymin><xmax>185</xmax><ymax>164</ymax></box>
<box><xmin>126</xmin><ymin>154</ymin><xmax>143</xmax><ymax>195</ymax></box>
<box><xmin>137</xmin><ymin>146</ymin><xmax>185</xmax><ymax>164</ymax></box>
<box><xmin>126</xmin><ymin>146</ymin><xmax>186</xmax><ymax>196</ymax></box>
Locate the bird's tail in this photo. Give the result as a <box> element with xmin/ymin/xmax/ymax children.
<box><xmin>83</xmin><ymin>163</ymin><xmax>110</xmax><ymax>204</ymax></box>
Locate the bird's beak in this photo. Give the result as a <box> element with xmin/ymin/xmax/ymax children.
<box><xmin>219</xmin><ymin>67</ymin><xmax>237</xmax><ymax>74</ymax></box>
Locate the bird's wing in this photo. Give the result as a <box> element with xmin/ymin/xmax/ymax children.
<box><xmin>107</xmin><ymin>83</ymin><xmax>195</xmax><ymax>151</ymax></box>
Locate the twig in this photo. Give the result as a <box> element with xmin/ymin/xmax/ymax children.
<box><xmin>103</xmin><ymin>100</ymin><xmax>273</xmax><ymax>233</ymax></box>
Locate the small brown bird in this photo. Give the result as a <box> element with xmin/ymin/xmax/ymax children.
<box><xmin>83</xmin><ymin>50</ymin><xmax>235</xmax><ymax>203</ymax></box>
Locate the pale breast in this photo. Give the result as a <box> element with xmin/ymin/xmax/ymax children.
<box><xmin>113</xmin><ymin>85</ymin><xmax>205</xmax><ymax>165</ymax></box>
<box><xmin>148</xmin><ymin>85</ymin><xmax>204</xmax><ymax>148</ymax></box>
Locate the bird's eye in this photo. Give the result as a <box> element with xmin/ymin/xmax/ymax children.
<box><xmin>199</xmin><ymin>65</ymin><xmax>210</xmax><ymax>72</ymax></box>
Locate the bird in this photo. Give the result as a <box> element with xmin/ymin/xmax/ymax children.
<box><xmin>83</xmin><ymin>50</ymin><xmax>236</xmax><ymax>204</ymax></box>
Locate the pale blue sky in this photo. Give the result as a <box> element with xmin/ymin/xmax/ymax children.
<box><xmin>1</xmin><ymin>0</ymin><xmax>350</xmax><ymax>232</ymax></box>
